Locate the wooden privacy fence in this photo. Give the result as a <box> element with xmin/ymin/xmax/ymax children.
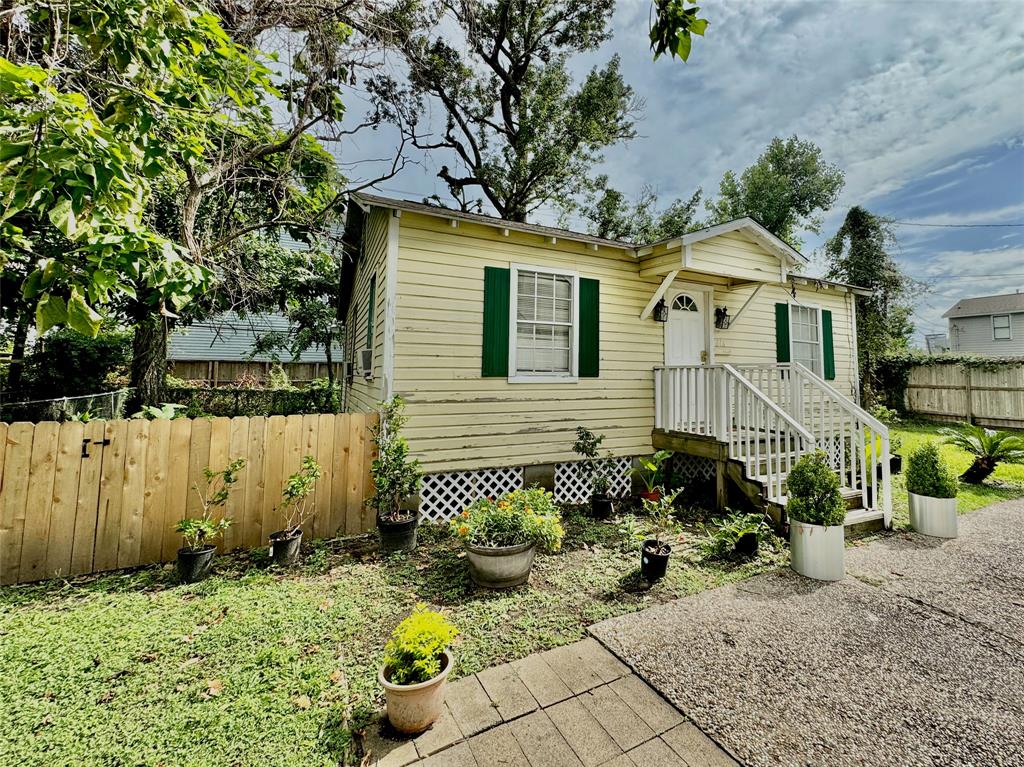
<box><xmin>0</xmin><ymin>413</ymin><xmax>376</xmax><ymax>586</ymax></box>
<box><xmin>905</xmin><ymin>363</ymin><xmax>1024</xmax><ymax>430</ymax></box>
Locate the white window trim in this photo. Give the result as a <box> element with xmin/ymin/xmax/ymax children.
<box><xmin>992</xmin><ymin>314</ymin><xmax>1012</xmax><ymax>341</ymax></box>
<box><xmin>788</xmin><ymin>300</ymin><xmax>825</xmax><ymax>377</ymax></box>
<box><xmin>508</xmin><ymin>263</ymin><xmax>580</xmax><ymax>384</ymax></box>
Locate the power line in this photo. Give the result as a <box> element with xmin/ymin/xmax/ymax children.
<box><xmin>906</xmin><ymin>272</ymin><xmax>1024</xmax><ymax>280</ymax></box>
<box><xmin>892</xmin><ymin>220</ymin><xmax>1024</xmax><ymax>228</ymax></box>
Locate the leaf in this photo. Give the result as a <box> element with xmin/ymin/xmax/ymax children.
<box><xmin>66</xmin><ymin>289</ymin><xmax>102</xmax><ymax>337</ymax></box>
<box><xmin>35</xmin><ymin>293</ymin><xmax>67</xmax><ymax>333</ymax></box>
<box><xmin>675</xmin><ymin>33</ymin><xmax>693</xmax><ymax>62</ymax></box>
<box><xmin>47</xmin><ymin>198</ymin><xmax>77</xmax><ymax>238</ymax></box>
<box><xmin>292</xmin><ymin>694</ymin><xmax>311</xmax><ymax>709</ymax></box>
<box><xmin>205</xmin><ymin>679</ymin><xmax>224</xmax><ymax>697</ymax></box>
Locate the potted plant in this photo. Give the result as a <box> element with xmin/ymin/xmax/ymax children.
<box><xmin>450</xmin><ymin>487</ymin><xmax>564</xmax><ymax>588</ymax></box>
<box><xmin>175</xmin><ymin>457</ymin><xmax>246</xmax><ymax>583</ymax></box>
<box><xmin>367</xmin><ymin>396</ymin><xmax>422</xmax><ymax>553</ymax></box>
<box><xmin>378</xmin><ymin>604</ymin><xmax>459</xmax><ymax>734</ymax></box>
<box><xmin>889</xmin><ymin>435</ymin><xmax>903</xmax><ymax>475</ymax></box>
<box><xmin>906</xmin><ymin>441</ymin><xmax>959</xmax><ymax>538</ymax></box>
<box><xmin>640</xmin><ymin>487</ymin><xmax>683</xmax><ymax>581</ymax></box>
<box><xmin>573</xmin><ymin>426</ymin><xmax>615</xmax><ymax>518</ymax></box>
<box><xmin>940</xmin><ymin>423</ymin><xmax>1024</xmax><ymax>484</ymax></box>
<box><xmin>697</xmin><ymin>509</ymin><xmax>768</xmax><ymax>561</ymax></box>
<box><xmin>786</xmin><ymin>450</ymin><xmax>847</xmax><ymax>581</ymax></box>
<box><xmin>269</xmin><ymin>455</ymin><xmax>322</xmax><ymax>566</ymax></box>
<box><xmin>628</xmin><ymin>450</ymin><xmax>672</xmax><ymax>502</ymax></box>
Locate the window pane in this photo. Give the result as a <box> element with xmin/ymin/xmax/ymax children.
<box><xmin>513</xmin><ymin>268</ymin><xmax>574</xmax><ymax>375</ymax></box>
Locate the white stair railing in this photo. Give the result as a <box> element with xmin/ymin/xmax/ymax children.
<box><xmin>735</xmin><ymin>363</ymin><xmax>892</xmax><ymax>526</ymax></box>
<box><xmin>654</xmin><ymin>365</ymin><xmax>816</xmax><ymax>504</ymax></box>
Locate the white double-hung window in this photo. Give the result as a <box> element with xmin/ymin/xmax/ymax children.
<box><xmin>790</xmin><ymin>304</ymin><xmax>822</xmax><ymax>376</ymax></box>
<box><xmin>993</xmin><ymin>314</ymin><xmax>1012</xmax><ymax>341</ymax></box>
<box><xmin>509</xmin><ymin>265</ymin><xmax>579</xmax><ymax>382</ymax></box>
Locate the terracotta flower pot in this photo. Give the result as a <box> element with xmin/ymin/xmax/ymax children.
<box><xmin>639</xmin><ymin>489</ymin><xmax>662</xmax><ymax>503</ymax></box>
<box><xmin>379</xmin><ymin>650</ymin><xmax>454</xmax><ymax>734</ymax></box>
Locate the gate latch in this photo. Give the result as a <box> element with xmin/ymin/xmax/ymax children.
<box><xmin>81</xmin><ymin>438</ymin><xmax>112</xmax><ymax>458</ymax></box>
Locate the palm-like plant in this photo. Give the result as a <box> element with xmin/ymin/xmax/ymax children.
<box><xmin>939</xmin><ymin>423</ymin><xmax>1024</xmax><ymax>484</ymax></box>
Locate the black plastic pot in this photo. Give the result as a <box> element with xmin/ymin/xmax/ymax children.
<box><xmin>734</xmin><ymin>532</ymin><xmax>759</xmax><ymax>558</ymax></box>
<box><xmin>177</xmin><ymin>545</ymin><xmax>216</xmax><ymax>583</ymax></box>
<box><xmin>640</xmin><ymin>540</ymin><xmax>671</xmax><ymax>582</ymax></box>
<box><xmin>378</xmin><ymin>512</ymin><xmax>418</xmax><ymax>554</ymax></box>
<box><xmin>890</xmin><ymin>454</ymin><xmax>903</xmax><ymax>475</ymax></box>
<box><xmin>269</xmin><ymin>529</ymin><xmax>302</xmax><ymax>567</ymax></box>
<box><xmin>590</xmin><ymin>494</ymin><xmax>614</xmax><ymax>519</ymax></box>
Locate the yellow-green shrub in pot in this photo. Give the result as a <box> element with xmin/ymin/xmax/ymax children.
<box><xmin>450</xmin><ymin>488</ymin><xmax>565</xmax><ymax>588</ymax></box>
<box><xmin>787</xmin><ymin>450</ymin><xmax>847</xmax><ymax>581</ymax></box>
<box><xmin>906</xmin><ymin>442</ymin><xmax>959</xmax><ymax>538</ymax></box>
<box><xmin>378</xmin><ymin>605</ymin><xmax>459</xmax><ymax>734</ymax></box>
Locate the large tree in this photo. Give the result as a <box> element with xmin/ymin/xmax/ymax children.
<box><xmin>578</xmin><ymin>177</ymin><xmax>704</xmax><ymax>243</ymax></box>
<box><xmin>372</xmin><ymin>0</ymin><xmax>641</xmax><ymax>222</ymax></box>
<box><xmin>706</xmin><ymin>136</ymin><xmax>844</xmax><ymax>248</ymax></box>
<box><xmin>825</xmin><ymin>206</ymin><xmax>915</xmax><ymax>405</ymax></box>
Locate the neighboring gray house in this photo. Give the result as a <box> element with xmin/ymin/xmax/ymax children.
<box><xmin>943</xmin><ymin>291</ymin><xmax>1024</xmax><ymax>356</ymax></box>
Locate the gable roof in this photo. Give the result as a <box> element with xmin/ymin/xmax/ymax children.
<box><xmin>350</xmin><ymin>192</ymin><xmax>633</xmax><ymax>251</ymax></box>
<box><xmin>943</xmin><ymin>291</ymin><xmax>1024</xmax><ymax>319</ymax></box>
<box><xmin>639</xmin><ymin>217</ymin><xmax>809</xmax><ymax>266</ymax></box>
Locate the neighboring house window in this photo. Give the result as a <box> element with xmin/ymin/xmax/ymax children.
<box><xmin>993</xmin><ymin>314</ymin><xmax>1012</xmax><ymax>341</ymax></box>
<box><xmin>790</xmin><ymin>304</ymin><xmax>822</xmax><ymax>376</ymax></box>
<box><xmin>510</xmin><ymin>265</ymin><xmax>579</xmax><ymax>379</ymax></box>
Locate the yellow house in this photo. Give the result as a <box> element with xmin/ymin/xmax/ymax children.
<box><xmin>341</xmin><ymin>193</ymin><xmax>891</xmax><ymax>530</ymax></box>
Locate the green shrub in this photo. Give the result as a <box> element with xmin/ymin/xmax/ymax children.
<box><xmin>382</xmin><ymin>604</ymin><xmax>459</xmax><ymax>685</ymax></box>
<box><xmin>698</xmin><ymin>510</ymin><xmax>769</xmax><ymax>560</ymax></box>
<box><xmin>451</xmin><ymin>487</ymin><xmax>564</xmax><ymax>552</ymax></box>
<box><xmin>367</xmin><ymin>397</ymin><xmax>421</xmax><ymax>522</ymax></box>
<box><xmin>786</xmin><ymin>450</ymin><xmax>846</xmax><ymax>527</ymax></box>
<box><xmin>905</xmin><ymin>442</ymin><xmax>958</xmax><ymax>498</ymax></box>
<box><xmin>22</xmin><ymin>327</ymin><xmax>131</xmax><ymax>397</ymax></box>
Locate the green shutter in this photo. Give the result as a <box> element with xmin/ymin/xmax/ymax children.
<box><xmin>579</xmin><ymin>278</ymin><xmax>600</xmax><ymax>377</ymax></box>
<box><xmin>366</xmin><ymin>274</ymin><xmax>376</xmax><ymax>348</ymax></box>
<box><xmin>822</xmin><ymin>309</ymin><xmax>836</xmax><ymax>380</ymax></box>
<box><xmin>482</xmin><ymin>267</ymin><xmax>510</xmax><ymax>377</ymax></box>
<box><xmin>775</xmin><ymin>303</ymin><xmax>791</xmax><ymax>363</ymax></box>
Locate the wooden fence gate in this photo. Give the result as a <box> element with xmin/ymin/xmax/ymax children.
<box><xmin>0</xmin><ymin>413</ymin><xmax>376</xmax><ymax>586</ymax></box>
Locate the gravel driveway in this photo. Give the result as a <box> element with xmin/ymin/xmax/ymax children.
<box><xmin>590</xmin><ymin>499</ymin><xmax>1024</xmax><ymax>767</ymax></box>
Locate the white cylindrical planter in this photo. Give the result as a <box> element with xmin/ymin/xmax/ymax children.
<box><xmin>908</xmin><ymin>492</ymin><xmax>958</xmax><ymax>538</ymax></box>
<box><xmin>790</xmin><ymin>520</ymin><xmax>845</xmax><ymax>581</ymax></box>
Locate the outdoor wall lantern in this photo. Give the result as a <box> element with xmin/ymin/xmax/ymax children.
<box><xmin>653</xmin><ymin>298</ymin><xmax>669</xmax><ymax>322</ymax></box>
<box><xmin>715</xmin><ymin>306</ymin><xmax>731</xmax><ymax>329</ymax></box>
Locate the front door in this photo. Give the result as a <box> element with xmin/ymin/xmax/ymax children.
<box><xmin>665</xmin><ymin>291</ymin><xmax>706</xmax><ymax>366</ymax></box>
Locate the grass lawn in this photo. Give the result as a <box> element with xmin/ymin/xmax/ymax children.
<box><xmin>0</xmin><ymin>505</ymin><xmax>783</xmax><ymax>767</ymax></box>
<box><xmin>889</xmin><ymin>420</ymin><xmax>1024</xmax><ymax>529</ymax></box>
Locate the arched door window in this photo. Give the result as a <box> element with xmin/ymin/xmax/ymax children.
<box><xmin>672</xmin><ymin>294</ymin><xmax>698</xmax><ymax>312</ymax></box>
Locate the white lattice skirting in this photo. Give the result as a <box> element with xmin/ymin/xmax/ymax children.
<box><xmin>419</xmin><ymin>467</ymin><xmax>525</xmax><ymax>522</ymax></box>
<box><xmin>670</xmin><ymin>453</ymin><xmax>716</xmax><ymax>486</ymax></box>
<box><xmin>554</xmin><ymin>457</ymin><xmax>632</xmax><ymax>504</ymax></box>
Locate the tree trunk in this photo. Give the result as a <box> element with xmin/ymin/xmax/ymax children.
<box><xmin>129</xmin><ymin>313</ymin><xmax>169</xmax><ymax>410</ymax></box>
<box><xmin>960</xmin><ymin>456</ymin><xmax>997</xmax><ymax>485</ymax></box>
<box><xmin>6</xmin><ymin>312</ymin><xmax>30</xmax><ymax>391</ymax></box>
<box><xmin>324</xmin><ymin>333</ymin><xmax>337</xmax><ymax>413</ymax></box>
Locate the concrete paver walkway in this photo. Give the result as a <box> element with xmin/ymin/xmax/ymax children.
<box><xmin>591</xmin><ymin>499</ymin><xmax>1024</xmax><ymax>767</ymax></box>
<box><xmin>361</xmin><ymin>638</ymin><xmax>738</xmax><ymax>766</ymax></box>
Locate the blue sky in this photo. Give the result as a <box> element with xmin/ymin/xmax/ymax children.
<box><xmin>338</xmin><ymin>0</ymin><xmax>1024</xmax><ymax>345</ymax></box>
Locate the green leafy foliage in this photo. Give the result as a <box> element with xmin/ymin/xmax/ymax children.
<box><xmin>20</xmin><ymin>327</ymin><xmax>131</xmax><ymax>398</ymax></box>
<box><xmin>825</xmin><ymin>207</ymin><xmax>915</xmax><ymax>404</ymax></box>
<box><xmin>367</xmin><ymin>397</ymin><xmax>421</xmax><ymax>522</ymax></box>
<box><xmin>279</xmin><ymin>456</ymin><xmax>323</xmax><ymax>533</ymax></box>
<box><xmin>869</xmin><ymin>405</ymin><xmax>903</xmax><ymax>425</ymax></box>
<box><xmin>578</xmin><ymin>178</ymin><xmax>704</xmax><ymax>242</ymax></box>
<box><xmin>698</xmin><ymin>510</ymin><xmax>770</xmax><ymax>561</ymax></box>
<box><xmin>177</xmin><ymin>457</ymin><xmax>246</xmax><ymax>549</ymax></box>
<box><xmin>573</xmin><ymin>426</ymin><xmax>614</xmax><ymax>495</ymax></box>
<box><xmin>940</xmin><ymin>424</ymin><xmax>1024</xmax><ymax>484</ymax></box>
<box><xmin>905</xmin><ymin>442</ymin><xmax>958</xmax><ymax>499</ymax></box>
<box><xmin>627</xmin><ymin>450</ymin><xmax>672</xmax><ymax>493</ymax></box>
<box><xmin>373</xmin><ymin>1</ymin><xmax>637</xmax><ymax>221</ymax></box>
<box><xmin>382</xmin><ymin>604</ymin><xmax>459</xmax><ymax>686</ymax></box>
<box><xmin>132</xmin><ymin>403</ymin><xmax>186</xmax><ymax>420</ymax></box>
<box><xmin>786</xmin><ymin>450</ymin><xmax>846</xmax><ymax>526</ymax></box>
<box><xmin>706</xmin><ymin>136</ymin><xmax>844</xmax><ymax>248</ymax></box>
<box><xmin>450</xmin><ymin>488</ymin><xmax>565</xmax><ymax>553</ymax></box>
<box><xmin>649</xmin><ymin>0</ymin><xmax>709</xmax><ymax>61</ymax></box>
<box><xmin>641</xmin><ymin>487</ymin><xmax>684</xmax><ymax>550</ymax></box>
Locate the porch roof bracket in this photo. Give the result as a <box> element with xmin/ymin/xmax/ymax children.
<box><xmin>728</xmin><ymin>283</ymin><xmax>764</xmax><ymax>326</ymax></box>
<box><xmin>640</xmin><ymin>269</ymin><xmax>680</xmax><ymax>320</ymax></box>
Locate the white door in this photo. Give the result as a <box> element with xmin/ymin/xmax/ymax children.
<box><xmin>665</xmin><ymin>291</ymin><xmax>706</xmax><ymax>365</ymax></box>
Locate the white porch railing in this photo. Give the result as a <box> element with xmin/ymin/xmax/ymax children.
<box><xmin>734</xmin><ymin>363</ymin><xmax>892</xmax><ymax>526</ymax></box>
<box><xmin>655</xmin><ymin>363</ymin><xmax>892</xmax><ymax>526</ymax></box>
<box><xmin>654</xmin><ymin>365</ymin><xmax>816</xmax><ymax>506</ymax></box>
